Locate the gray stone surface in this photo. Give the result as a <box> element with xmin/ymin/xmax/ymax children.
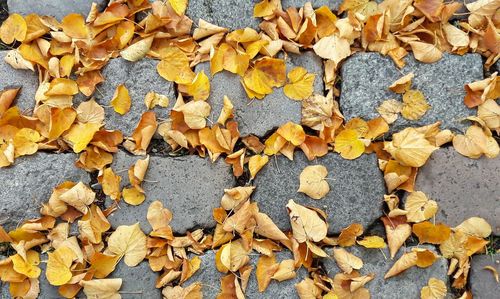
<box><xmin>340</xmin><ymin>53</ymin><xmax>483</xmax><ymax>133</ymax></box>
<box><xmin>407</xmin><ymin>147</ymin><xmax>500</xmax><ymax>235</ymax></box>
<box><xmin>186</xmin><ymin>249</ymin><xmax>308</xmax><ymax>298</ymax></box>
<box><xmin>38</xmin><ymin>253</ymin><xmax>67</xmax><ymax>299</ymax></box>
<box><xmin>470</xmin><ymin>254</ymin><xmax>500</xmax><ymax>299</ymax></box>
<box><xmin>252</xmin><ymin>151</ymin><xmax>385</xmax><ymax>235</ymax></box>
<box><xmin>323</xmin><ymin>245</ymin><xmax>449</xmax><ymax>298</ymax></box>
<box><xmin>96</xmin><ymin>58</ymin><xmax>175</xmax><ymax>137</ymax></box>
<box><xmin>7</xmin><ymin>0</ymin><xmax>105</xmax><ymax>20</ymax></box>
<box><xmin>109</xmin><ymin>260</ymin><xmax>161</xmax><ymax>299</ymax></box>
<box><xmin>196</xmin><ymin>51</ymin><xmax>323</xmax><ymax>137</ymax></box>
<box><xmin>0</xmin><ymin>50</ymin><xmax>39</xmax><ymax>114</ymax></box>
<box><xmin>187</xmin><ymin>0</ymin><xmax>261</xmax><ymax>30</ymax></box>
<box><xmin>0</xmin><ymin>152</ymin><xmax>90</xmax><ymax>231</ymax></box>
<box><xmin>106</xmin><ymin>151</ymin><xmax>235</xmax><ymax>234</ymax></box>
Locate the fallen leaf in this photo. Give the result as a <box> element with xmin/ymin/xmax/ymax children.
<box><xmin>176</xmin><ymin>100</ymin><xmax>211</xmax><ymax>129</ymax></box>
<box><xmin>408</xmin><ymin>42</ymin><xmax>442</xmax><ymax>63</ymax></box>
<box><xmin>454</xmin><ymin>217</ymin><xmax>492</xmax><ymax>238</ymax></box>
<box><xmin>284</xmin><ymin>67</ymin><xmax>315</xmax><ymax>100</ymax></box>
<box><xmin>377</xmin><ymin>99</ymin><xmax>403</xmax><ymax>124</ymax></box>
<box><xmin>277</xmin><ymin>122</ymin><xmax>306</xmax><ymax>146</ymax></box>
<box><xmin>412</xmin><ymin>221</ymin><xmax>451</xmax><ymax>244</ymax></box>
<box><xmin>313</xmin><ymin>35</ymin><xmax>351</xmax><ymax>66</ymax></box>
<box><xmin>249</xmin><ymin>155</ymin><xmax>269</xmax><ymax>179</ymax></box>
<box><xmin>384</xmin><ymin>127</ymin><xmax>438</xmax><ymax>167</ymax></box>
<box><xmin>110</xmin><ymin>84</ymin><xmax>131</xmax><ymax>115</ymax></box>
<box><xmin>286</xmin><ymin>199</ymin><xmax>328</xmax><ymax>243</ymax></box>
<box><xmin>297</xmin><ymin>165</ymin><xmax>330</xmax><ymax>200</ymax></box>
<box><xmin>334</xmin><ymin>129</ymin><xmax>365</xmax><ymax>160</ymax></box>
<box><xmin>107</xmin><ymin>223</ymin><xmax>147</xmax><ymax>267</ymax></box>
<box><xmin>389</xmin><ymin>73</ymin><xmax>414</xmax><ymax>94</ymax></box>
<box><xmin>333</xmin><ymin>248</ymin><xmax>363</xmax><ymax>274</ymax></box>
<box><xmin>46</xmin><ymin>246</ymin><xmax>76</xmax><ymax>286</ymax></box>
<box><xmin>11</xmin><ymin>250</ymin><xmax>40</xmax><ymax>279</ymax></box>
<box><xmin>59</xmin><ymin>182</ymin><xmax>96</xmax><ymax>214</ymax></box>
<box><xmin>385</xmin><ymin>251</ymin><xmax>417</xmax><ymax>279</ymax></box>
<box><xmin>120</xmin><ymin>35</ymin><xmax>154</xmax><ymax>62</ymax></box>
<box><xmin>0</xmin><ymin>14</ymin><xmax>27</xmax><ymax>44</ymax></box>
<box><xmin>357</xmin><ymin>236</ymin><xmax>387</xmax><ymax>248</ymax></box>
<box><xmin>404</xmin><ymin>191</ymin><xmax>438</xmax><ymax>223</ymax></box>
<box><xmin>420</xmin><ymin>277</ymin><xmax>447</xmax><ymax>299</ymax></box>
<box><xmin>81</xmin><ymin>278</ymin><xmax>122</xmax><ymax>299</ymax></box>
<box><xmin>401</xmin><ymin>90</ymin><xmax>430</xmax><ymax>121</ymax></box>
<box><xmin>256</xmin><ymin>254</ymin><xmax>278</xmax><ymax>292</ymax></box>
<box><xmin>338</xmin><ymin>223</ymin><xmax>364</xmax><ymax>247</ymax></box>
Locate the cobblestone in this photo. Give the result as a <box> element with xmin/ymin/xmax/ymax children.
<box><xmin>470</xmin><ymin>254</ymin><xmax>500</xmax><ymax>298</ymax></box>
<box><xmin>7</xmin><ymin>0</ymin><xmax>104</xmax><ymax>20</ymax></box>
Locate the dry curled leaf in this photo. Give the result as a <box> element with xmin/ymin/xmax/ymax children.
<box><xmin>333</xmin><ymin>247</ymin><xmax>363</xmax><ymax>274</ymax></box>
<box><xmin>81</xmin><ymin>278</ymin><xmax>122</xmax><ymax>299</ymax></box>
<box><xmin>286</xmin><ymin>199</ymin><xmax>328</xmax><ymax>243</ymax></box>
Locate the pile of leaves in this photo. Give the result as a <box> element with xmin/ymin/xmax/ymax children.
<box><xmin>0</xmin><ymin>0</ymin><xmax>499</xmax><ymax>298</ymax></box>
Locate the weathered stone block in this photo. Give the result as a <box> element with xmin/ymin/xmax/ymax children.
<box><xmin>340</xmin><ymin>53</ymin><xmax>483</xmax><ymax>133</ymax></box>
<box><xmin>470</xmin><ymin>254</ymin><xmax>500</xmax><ymax>298</ymax></box>
<box><xmin>407</xmin><ymin>147</ymin><xmax>500</xmax><ymax>235</ymax></box>
<box><xmin>281</xmin><ymin>0</ymin><xmax>341</xmax><ymax>9</ymax></box>
<box><xmin>323</xmin><ymin>245</ymin><xmax>449</xmax><ymax>298</ymax></box>
<box><xmin>187</xmin><ymin>0</ymin><xmax>261</xmax><ymax>30</ymax></box>
<box><xmin>195</xmin><ymin>51</ymin><xmax>323</xmax><ymax>137</ymax></box>
<box><xmin>106</xmin><ymin>151</ymin><xmax>235</xmax><ymax>234</ymax></box>
<box><xmin>0</xmin><ymin>51</ymin><xmax>39</xmax><ymax>114</ymax></box>
<box><xmin>252</xmin><ymin>151</ymin><xmax>385</xmax><ymax>235</ymax></box>
<box><xmin>96</xmin><ymin>58</ymin><xmax>176</xmax><ymax>137</ymax></box>
<box><xmin>108</xmin><ymin>260</ymin><xmax>161</xmax><ymax>298</ymax></box>
<box><xmin>186</xmin><ymin>250</ymin><xmax>308</xmax><ymax>298</ymax></box>
<box><xmin>0</xmin><ymin>152</ymin><xmax>89</xmax><ymax>231</ymax></box>
<box><xmin>7</xmin><ymin>0</ymin><xmax>105</xmax><ymax>20</ymax></box>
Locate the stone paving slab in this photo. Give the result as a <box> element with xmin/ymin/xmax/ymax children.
<box><xmin>96</xmin><ymin>58</ymin><xmax>176</xmax><ymax>137</ymax></box>
<box><xmin>0</xmin><ymin>50</ymin><xmax>39</xmax><ymax>114</ymax></box>
<box><xmin>108</xmin><ymin>260</ymin><xmax>161</xmax><ymax>298</ymax></box>
<box><xmin>406</xmin><ymin>147</ymin><xmax>500</xmax><ymax>235</ymax></box>
<box><xmin>340</xmin><ymin>53</ymin><xmax>483</xmax><ymax>133</ymax></box>
<box><xmin>196</xmin><ymin>51</ymin><xmax>323</xmax><ymax>137</ymax></box>
<box><xmin>186</xmin><ymin>249</ymin><xmax>308</xmax><ymax>298</ymax></box>
<box><xmin>106</xmin><ymin>150</ymin><xmax>235</xmax><ymax>234</ymax></box>
<box><xmin>187</xmin><ymin>0</ymin><xmax>261</xmax><ymax>30</ymax></box>
<box><xmin>7</xmin><ymin>0</ymin><xmax>105</xmax><ymax>20</ymax></box>
<box><xmin>0</xmin><ymin>152</ymin><xmax>89</xmax><ymax>231</ymax></box>
<box><xmin>252</xmin><ymin>151</ymin><xmax>385</xmax><ymax>235</ymax></box>
<box><xmin>323</xmin><ymin>245</ymin><xmax>449</xmax><ymax>298</ymax></box>
<box><xmin>470</xmin><ymin>254</ymin><xmax>500</xmax><ymax>298</ymax></box>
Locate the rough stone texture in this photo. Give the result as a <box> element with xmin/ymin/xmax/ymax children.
<box><xmin>0</xmin><ymin>152</ymin><xmax>89</xmax><ymax>231</ymax></box>
<box><xmin>108</xmin><ymin>260</ymin><xmax>161</xmax><ymax>298</ymax></box>
<box><xmin>37</xmin><ymin>253</ymin><xmax>67</xmax><ymax>299</ymax></box>
<box><xmin>186</xmin><ymin>250</ymin><xmax>308</xmax><ymax>298</ymax></box>
<box><xmin>323</xmin><ymin>245</ymin><xmax>449</xmax><ymax>298</ymax></box>
<box><xmin>0</xmin><ymin>50</ymin><xmax>39</xmax><ymax>113</ymax></box>
<box><xmin>252</xmin><ymin>151</ymin><xmax>385</xmax><ymax>235</ymax></box>
<box><xmin>470</xmin><ymin>254</ymin><xmax>500</xmax><ymax>299</ymax></box>
<box><xmin>407</xmin><ymin>147</ymin><xmax>500</xmax><ymax>235</ymax></box>
<box><xmin>95</xmin><ymin>58</ymin><xmax>176</xmax><ymax>137</ymax></box>
<box><xmin>187</xmin><ymin>0</ymin><xmax>261</xmax><ymax>30</ymax></box>
<box><xmin>7</xmin><ymin>0</ymin><xmax>105</xmax><ymax>20</ymax></box>
<box><xmin>195</xmin><ymin>51</ymin><xmax>323</xmax><ymax>137</ymax></box>
<box><xmin>106</xmin><ymin>151</ymin><xmax>235</xmax><ymax>234</ymax></box>
<box><xmin>340</xmin><ymin>53</ymin><xmax>483</xmax><ymax>133</ymax></box>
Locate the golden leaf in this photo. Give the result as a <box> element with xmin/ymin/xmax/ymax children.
<box><xmin>181</xmin><ymin>71</ymin><xmax>210</xmax><ymax>101</ymax></box>
<box><xmin>46</xmin><ymin>246</ymin><xmax>76</xmax><ymax>286</ymax></box>
<box><xmin>357</xmin><ymin>236</ymin><xmax>387</xmax><ymax>248</ymax></box>
<box><xmin>169</xmin><ymin>0</ymin><xmax>188</xmax><ymax>15</ymax></box>
<box><xmin>277</xmin><ymin>122</ymin><xmax>306</xmax><ymax>146</ymax></box>
<box><xmin>408</xmin><ymin>42</ymin><xmax>442</xmax><ymax>63</ymax></box>
<box><xmin>338</xmin><ymin>223</ymin><xmax>364</xmax><ymax>247</ymax></box>
<box><xmin>110</xmin><ymin>84</ymin><xmax>131</xmax><ymax>115</ymax></box>
<box><xmin>286</xmin><ymin>199</ymin><xmax>328</xmax><ymax>243</ymax></box>
<box><xmin>412</xmin><ymin>221</ymin><xmax>451</xmax><ymax>244</ymax></box>
<box><xmin>389</xmin><ymin>73</ymin><xmax>414</xmax><ymax>94</ymax></box>
<box><xmin>384</xmin><ymin>127</ymin><xmax>438</xmax><ymax>167</ymax></box>
<box><xmin>420</xmin><ymin>277</ymin><xmax>447</xmax><ymax>299</ymax></box>
<box><xmin>284</xmin><ymin>67</ymin><xmax>316</xmax><ymax>100</ymax></box>
<box><xmin>377</xmin><ymin>99</ymin><xmax>402</xmax><ymax>124</ymax></box>
<box><xmin>122</xmin><ymin>187</ymin><xmax>146</xmax><ymax>206</ymax></box>
<box><xmin>401</xmin><ymin>90</ymin><xmax>430</xmax><ymax>121</ymax></box>
<box><xmin>217</xmin><ymin>96</ymin><xmax>234</xmax><ymax>125</ymax></box>
<box><xmin>384</xmin><ymin>251</ymin><xmax>417</xmax><ymax>279</ymax></box>
<box><xmin>249</xmin><ymin>154</ymin><xmax>269</xmax><ymax>179</ymax></box>
<box><xmin>0</xmin><ymin>14</ymin><xmax>27</xmax><ymax>44</ymax></box>
<box><xmin>452</xmin><ymin>125</ymin><xmax>499</xmax><ymax>159</ymax></box>
<box><xmin>176</xmin><ymin>101</ymin><xmax>211</xmax><ymax>129</ymax></box>
<box><xmin>454</xmin><ymin>217</ymin><xmax>492</xmax><ymax>238</ymax></box>
<box><xmin>313</xmin><ymin>35</ymin><xmax>351</xmax><ymax>66</ymax></box>
<box><xmin>60</xmin><ymin>13</ymin><xmax>88</xmax><ymax>39</ymax></box>
<box><xmin>242</xmin><ymin>57</ymin><xmax>286</xmax><ymax>98</ymax></box>
<box><xmin>297</xmin><ymin>165</ymin><xmax>330</xmax><ymax>200</ymax></box>
<box><xmin>334</xmin><ymin>129</ymin><xmax>365</xmax><ymax>160</ymax></box>
<box><xmin>404</xmin><ymin>191</ymin><xmax>438</xmax><ymax>223</ymax></box>
<box><xmin>107</xmin><ymin>223</ymin><xmax>147</xmax><ymax>267</ymax></box>
<box><xmin>81</xmin><ymin>278</ymin><xmax>122</xmax><ymax>299</ymax></box>
<box><xmin>256</xmin><ymin>254</ymin><xmax>279</xmax><ymax>292</ymax></box>
<box><xmin>59</xmin><ymin>182</ymin><xmax>96</xmax><ymax>214</ymax></box>
<box><xmin>11</xmin><ymin>250</ymin><xmax>40</xmax><ymax>279</ymax></box>
<box><xmin>64</xmin><ymin>122</ymin><xmax>101</xmax><ymax>153</ymax></box>
<box><xmin>157</xmin><ymin>47</ymin><xmax>195</xmax><ymax>84</ymax></box>
<box><xmin>332</xmin><ymin>248</ymin><xmax>363</xmax><ymax>274</ymax></box>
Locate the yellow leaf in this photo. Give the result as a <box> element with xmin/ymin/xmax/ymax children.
<box><xmin>412</xmin><ymin>221</ymin><xmax>451</xmax><ymax>244</ymax></box>
<box><xmin>338</xmin><ymin>223</ymin><xmax>364</xmax><ymax>247</ymax></box>
<box><xmin>64</xmin><ymin>122</ymin><xmax>101</xmax><ymax>153</ymax></box>
<box><xmin>89</xmin><ymin>253</ymin><xmax>120</xmax><ymax>279</ymax></box>
<box><xmin>377</xmin><ymin>99</ymin><xmax>402</xmax><ymax>124</ymax></box>
<box><xmin>81</xmin><ymin>278</ymin><xmax>122</xmax><ymax>299</ymax></box>
<box><xmin>242</xmin><ymin>57</ymin><xmax>286</xmax><ymax>98</ymax></box>
<box><xmin>401</xmin><ymin>90</ymin><xmax>430</xmax><ymax>121</ymax></box>
<box><xmin>478</xmin><ymin>100</ymin><xmax>500</xmax><ymax>132</ymax></box>
<box><xmin>297</xmin><ymin>165</ymin><xmax>330</xmax><ymax>200</ymax></box>
<box><xmin>11</xmin><ymin>250</ymin><xmax>40</xmax><ymax>279</ymax></box>
<box><xmin>59</xmin><ymin>181</ymin><xmax>95</xmax><ymax>213</ymax></box>
<box><xmin>157</xmin><ymin>47</ymin><xmax>195</xmax><ymax>84</ymax></box>
<box><xmin>120</xmin><ymin>35</ymin><xmax>154</xmax><ymax>62</ymax></box>
<box><xmin>284</xmin><ymin>67</ymin><xmax>315</xmax><ymax>100</ymax></box>
<box><xmin>45</xmin><ymin>78</ymin><xmax>79</xmax><ymax>96</ymax></box>
<box><xmin>122</xmin><ymin>187</ymin><xmax>146</xmax><ymax>206</ymax></box>
<box><xmin>0</xmin><ymin>14</ymin><xmax>27</xmax><ymax>44</ymax></box>
<box><xmin>277</xmin><ymin>122</ymin><xmax>306</xmax><ymax>146</ymax></box>
<box><xmin>144</xmin><ymin>91</ymin><xmax>170</xmax><ymax>109</ymax></box>
<box><xmin>384</xmin><ymin>251</ymin><xmax>417</xmax><ymax>279</ymax></box>
<box><xmin>286</xmin><ymin>199</ymin><xmax>327</xmax><ymax>243</ymax></box>
<box><xmin>100</xmin><ymin>167</ymin><xmax>122</xmax><ymax>201</ymax></box>
<box><xmin>334</xmin><ymin>129</ymin><xmax>365</xmax><ymax>160</ymax></box>
<box><xmin>217</xmin><ymin>96</ymin><xmax>234</xmax><ymax>125</ymax></box>
<box><xmin>48</xmin><ymin>107</ymin><xmax>77</xmax><ymax>139</ymax></box>
<box><xmin>46</xmin><ymin>246</ymin><xmax>76</xmax><ymax>286</ymax></box>
<box><xmin>13</xmin><ymin>128</ymin><xmax>41</xmax><ymax>157</ymax></box>
<box><xmin>408</xmin><ymin>42</ymin><xmax>442</xmax><ymax>63</ymax></box>
<box><xmin>60</xmin><ymin>13</ymin><xmax>88</xmax><ymax>39</ymax></box>
<box><xmin>404</xmin><ymin>191</ymin><xmax>438</xmax><ymax>223</ymax></box>
<box><xmin>111</xmin><ymin>84</ymin><xmax>131</xmax><ymax>115</ymax></box>
<box><xmin>454</xmin><ymin>217</ymin><xmax>492</xmax><ymax>238</ymax></box>
<box><xmin>147</xmin><ymin>200</ymin><xmax>172</xmax><ymax>231</ymax></box>
<box><xmin>256</xmin><ymin>254</ymin><xmax>278</xmax><ymax>292</ymax></box>
<box><xmin>249</xmin><ymin>154</ymin><xmax>269</xmax><ymax>179</ymax></box>
<box><xmin>313</xmin><ymin>35</ymin><xmax>351</xmax><ymax>66</ymax></box>
<box><xmin>182</xmin><ymin>71</ymin><xmax>210</xmax><ymax>101</ymax></box>
<box><xmin>176</xmin><ymin>100</ymin><xmax>211</xmax><ymax>129</ymax></box>
<box><xmin>389</xmin><ymin>73</ymin><xmax>414</xmax><ymax>94</ymax></box>
<box><xmin>384</xmin><ymin>127</ymin><xmax>438</xmax><ymax>167</ymax></box>
<box><xmin>333</xmin><ymin>248</ymin><xmax>363</xmax><ymax>274</ymax></box>
<box><xmin>271</xmin><ymin>259</ymin><xmax>296</xmax><ymax>281</ymax></box>
<box><xmin>420</xmin><ymin>277</ymin><xmax>447</xmax><ymax>299</ymax></box>
<box><xmin>357</xmin><ymin>236</ymin><xmax>387</xmax><ymax>248</ymax></box>
<box><xmin>169</xmin><ymin>0</ymin><xmax>188</xmax><ymax>15</ymax></box>
<box><xmin>453</xmin><ymin>125</ymin><xmax>499</xmax><ymax>159</ymax></box>
<box><xmin>107</xmin><ymin>223</ymin><xmax>147</xmax><ymax>267</ymax></box>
